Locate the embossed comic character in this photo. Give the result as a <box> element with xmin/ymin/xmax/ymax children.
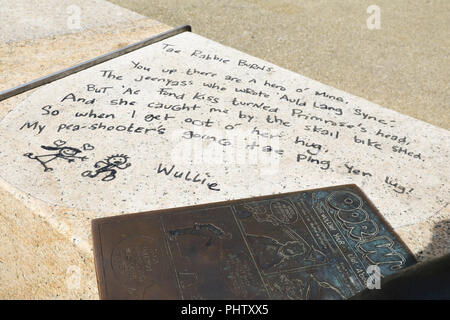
<box><xmin>242</xmin><ymin>200</ymin><xmax>298</xmax><ymax>226</ymax></box>
<box><xmin>24</xmin><ymin>140</ymin><xmax>89</xmax><ymax>172</ymax></box>
<box><xmin>246</xmin><ymin>227</ymin><xmax>327</xmax><ymax>272</ymax></box>
<box><xmin>168</xmin><ymin>223</ymin><xmax>232</xmax><ymax>246</ymax></box>
<box><xmin>82</xmin><ymin>154</ymin><xmax>131</xmax><ymax>182</ymax></box>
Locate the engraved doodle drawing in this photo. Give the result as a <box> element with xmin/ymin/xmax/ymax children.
<box><xmin>23</xmin><ymin>140</ymin><xmax>91</xmax><ymax>172</ymax></box>
<box><xmin>82</xmin><ymin>154</ymin><xmax>131</xmax><ymax>181</ymax></box>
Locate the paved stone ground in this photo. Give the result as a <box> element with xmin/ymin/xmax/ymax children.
<box><xmin>0</xmin><ymin>0</ymin><xmax>144</xmax><ymax>42</ymax></box>
<box><xmin>0</xmin><ymin>0</ymin><xmax>448</xmax><ymax>299</ymax></box>
<box><xmin>110</xmin><ymin>0</ymin><xmax>450</xmax><ymax>129</ymax></box>
<box><xmin>0</xmin><ymin>0</ymin><xmax>170</xmax><ymax>299</ymax></box>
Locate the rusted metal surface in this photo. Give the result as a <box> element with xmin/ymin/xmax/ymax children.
<box><xmin>92</xmin><ymin>184</ymin><xmax>416</xmax><ymax>299</ymax></box>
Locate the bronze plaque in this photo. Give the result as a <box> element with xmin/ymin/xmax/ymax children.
<box><xmin>92</xmin><ymin>184</ymin><xmax>416</xmax><ymax>299</ymax></box>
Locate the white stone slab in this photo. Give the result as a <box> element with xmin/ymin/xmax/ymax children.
<box><xmin>0</xmin><ymin>31</ymin><xmax>448</xmax><ymax>230</ymax></box>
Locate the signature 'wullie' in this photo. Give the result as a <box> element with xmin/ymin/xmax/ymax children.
<box><xmin>156</xmin><ymin>162</ymin><xmax>220</xmax><ymax>191</ymax></box>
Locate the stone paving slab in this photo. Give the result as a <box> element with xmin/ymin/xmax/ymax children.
<box><xmin>0</xmin><ymin>27</ymin><xmax>448</xmax><ymax>299</ymax></box>
<box><xmin>0</xmin><ymin>1</ymin><xmax>448</xmax><ymax>299</ymax></box>
<box><xmin>110</xmin><ymin>0</ymin><xmax>450</xmax><ymax>130</ymax></box>
<box><xmin>0</xmin><ymin>14</ymin><xmax>171</xmax><ymax>299</ymax></box>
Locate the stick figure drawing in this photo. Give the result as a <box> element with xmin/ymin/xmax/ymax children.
<box><xmin>82</xmin><ymin>154</ymin><xmax>131</xmax><ymax>182</ymax></box>
<box><xmin>24</xmin><ymin>140</ymin><xmax>90</xmax><ymax>172</ymax></box>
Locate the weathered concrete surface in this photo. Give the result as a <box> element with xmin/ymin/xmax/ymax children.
<box><xmin>1</xmin><ymin>31</ymin><xmax>448</xmax><ymax>227</ymax></box>
<box><xmin>0</xmin><ymin>187</ymin><xmax>97</xmax><ymax>299</ymax></box>
<box><xmin>0</xmin><ymin>0</ymin><xmax>145</xmax><ymax>43</ymax></box>
<box><xmin>0</xmin><ymin>18</ymin><xmax>171</xmax><ymax>109</ymax></box>
<box><xmin>0</xmin><ymin>0</ymin><xmax>448</xmax><ymax>300</ymax></box>
<box><xmin>1</xmin><ymin>28</ymin><xmax>449</xmax><ymax>300</ymax></box>
<box><xmin>110</xmin><ymin>0</ymin><xmax>450</xmax><ymax>130</ymax></box>
<box><xmin>0</xmin><ymin>13</ymin><xmax>171</xmax><ymax>298</ymax></box>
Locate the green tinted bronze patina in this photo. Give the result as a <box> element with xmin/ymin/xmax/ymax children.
<box><xmin>91</xmin><ymin>184</ymin><xmax>416</xmax><ymax>299</ymax></box>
